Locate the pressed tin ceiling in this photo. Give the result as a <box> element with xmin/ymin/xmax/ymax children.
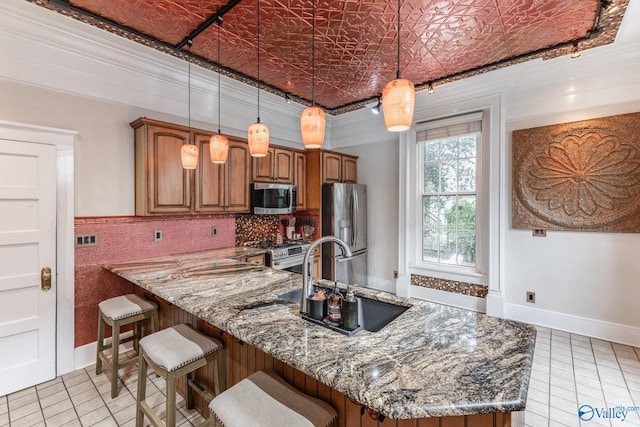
<box><xmin>35</xmin><ymin>0</ymin><xmax>628</xmax><ymax>114</ymax></box>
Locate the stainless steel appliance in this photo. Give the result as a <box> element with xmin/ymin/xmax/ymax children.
<box><xmin>322</xmin><ymin>183</ymin><xmax>367</xmax><ymax>286</ymax></box>
<box><xmin>245</xmin><ymin>240</ymin><xmax>309</xmax><ymax>274</ymax></box>
<box><xmin>251</xmin><ymin>183</ymin><xmax>297</xmax><ymax>215</ymax></box>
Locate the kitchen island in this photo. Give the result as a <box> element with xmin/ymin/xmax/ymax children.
<box><xmin>104</xmin><ymin>248</ymin><xmax>535</xmax><ymax>426</ymax></box>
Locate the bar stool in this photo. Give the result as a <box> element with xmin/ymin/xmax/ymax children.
<box><xmin>208</xmin><ymin>370</ymin><xmax>337</xmax><ymax>427</ymax></box>
<box><xmin>136</xmin><ymin>323</ymin><xmax>224</xmax><ymax>427</ymax></box>
<box><xmin>96</xmin><ymin>293</ymin><xmax>159</xmax><ymax>398</ymax></box>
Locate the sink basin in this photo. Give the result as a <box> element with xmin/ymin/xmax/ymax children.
<box><xmin>277</xmin><ymin>288</ymin><xmax>409</xmax><ymax>333</ymax></box>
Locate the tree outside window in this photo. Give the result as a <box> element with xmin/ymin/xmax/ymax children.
<box><xmin>421</xmin><ymin>133</ymin><xmax>479</xmax><ymax>267</ymax></box>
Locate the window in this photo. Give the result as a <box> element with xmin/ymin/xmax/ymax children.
<box><xmin>416</xmin><ymin>112</ymin><xmax>483</xmax><ymax>271</ymax></box>
<box><xmin>399</xmin><ymin>98</ymin><xmax>497</xmax><ymax>301</ymax></box>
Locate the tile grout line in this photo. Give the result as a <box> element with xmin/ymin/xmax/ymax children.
<box><xmin>60</xmin><ymin>372</ymin><xmax>86</xmax><ymax>427</ymax></box>
<box><xmin>552</xmin><ymin>329</ymin><xmax>571</xmax><ymax>427</ymax></box>
<box><xmin>92</xmin><ymin>366</ymin><xmax>132</xmax><ymax>426</ymax></box>
<box><xmin>611</xmin><ymin>342</ymin><xmax>640</xmax><ymax>417</ymax></box>
<box><xmin>587</xmin><ymin>336</ymin><xmax>613</xmax><ymax>427</ymax></box>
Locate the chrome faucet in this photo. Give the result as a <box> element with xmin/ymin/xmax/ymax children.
<box><xmin>301</xmin><ymin>236</ymin><xmax>352</xmax><ymax>314</ymax></box>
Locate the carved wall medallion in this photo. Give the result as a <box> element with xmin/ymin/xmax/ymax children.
<box><xmin>512</xmin><ymin>112</ymin><xmax>640</xmax><ymax>232</ymax></box>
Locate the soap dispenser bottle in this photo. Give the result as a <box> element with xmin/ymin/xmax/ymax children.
<box><xmin>327</xmin><ymin>282</ymin><xmax>343</xmax><ymax>324</ymax></box>
<box><xmin>342</xmin><ymin>285</ymin><xmax>358</xmax><ymax>331</ymax></box>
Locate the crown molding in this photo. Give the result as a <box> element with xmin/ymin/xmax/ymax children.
<box><xmin>0</xmin><ymin>0</ymin><xmax>315</xmax><ymax>147</ymax></box>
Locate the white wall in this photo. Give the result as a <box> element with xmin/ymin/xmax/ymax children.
<box><xmin>2</xmin><ymin>0</ymin><xmax>640</xmax><ymax>345</ymax></box>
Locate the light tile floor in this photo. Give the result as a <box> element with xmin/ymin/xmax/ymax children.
<box><xmin>2</xmin><ymin>328</ymin><xmax>640</xmax><ymax>426</ymax></box>
<box><xmin>526</xmin><ymin>327</ymin><xmax>640</xmax><ymax>427</ymax></box>
<box><xmin>0</xmin><ymin>349</ymin><xmax>207</xmax><ymax>427</ymax></box>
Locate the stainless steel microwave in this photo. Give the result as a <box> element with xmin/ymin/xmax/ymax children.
<box><xmin>251</xmin><ymin>183</ymin><xmax>297</xmax><ymax>214</ymax></box>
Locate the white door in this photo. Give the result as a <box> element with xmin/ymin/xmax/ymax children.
<box><xmin>0</xmin><ymin>139</ymin><xmax>57</xmax><ymax>396</ymax></box>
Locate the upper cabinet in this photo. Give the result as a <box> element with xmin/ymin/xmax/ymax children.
<box><xmin>252</xmin><ymin>147</ymin><xmax>294</xmax><ymax>183</ymax></box>
<box><xmin>194</xmin><ymin>132</ymin><xmax>250</xmax><ymax>213</ymax></box>
<box><xmin>304</xmin><ymin>149</ymin><xmax>359</xmax><ymax>211</ymax></box>
<box><xmin>294</xmin><ymin>151</ymin><xmax>306</xmax><ymax>211</ymax></box>
<box><xmin>132</xmin><ymin>118</ymin><xmax>192</xmax><ymax>215</ymax></box>
<box><xmin>321</xmin><ymin>151</ymin><xmax>358</xmax><ymax>184</ymax></box>
<box><xmin>341</xmin><ymin>155</ymin><xmax>358</xmax><ymax>183</ymax></box>
<box><xmin>132</xmin><ymin>117</ymin><xmax>250</xmax><ymax>216</ymax></box>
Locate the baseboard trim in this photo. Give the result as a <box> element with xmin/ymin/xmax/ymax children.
<box><xmin>504</xmin><ymin>303</ymin><xmax>640</xmax><ymax>347</ymax></box>
<box><xmin>410</xmin><ymin>285</ymin><xmax>487</xmax><ymax>312</ymax></box>
<box><xmin>73</xmin><ymin>331</ymin><xmax>134</xmax><ymax>371</ymax></box>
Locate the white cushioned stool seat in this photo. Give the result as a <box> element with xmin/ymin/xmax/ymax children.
<box><xmin>209</xmin><ymin>370</ymin><xmax>337</xmax><ymax>427</ymax></box>
<box><xmin>96</xmin><ymin>293</ymin><xmax>158</xmax><ymax>398</ymax></box>
<box><xmin>99</xmin><ymin>294</ymin><xmax>157</xmax><ymax>323</ymax></box>
<box><xmin>136</xmin><ymin>323</ymin><xmax>224</xmax><ymax>427</ymax></box>
<box><xmin>139</xmin><ymin>323</ymin><xmax>223</xmax><ymax>371</ymax></box>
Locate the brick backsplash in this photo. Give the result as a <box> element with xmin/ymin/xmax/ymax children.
<box><xmin>74</xmin><ymin>215</ymin><xmax>235</xmax><ymax>347</ymax></box>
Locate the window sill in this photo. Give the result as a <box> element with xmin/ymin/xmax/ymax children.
<box><xmin>408</xmin><ymin>263</ymin><xmax>486</xmax><ymax>284</ymax></box>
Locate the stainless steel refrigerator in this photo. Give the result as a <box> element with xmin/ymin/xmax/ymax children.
<box><xmin>322</xmin><ymin>183</ymin><xmax>367</xmax><ymax>286</ymax></box>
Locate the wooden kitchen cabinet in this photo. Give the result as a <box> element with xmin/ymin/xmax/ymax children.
<box><xmin>194</xmin><ymin>132</ymin><xmax>251</xmax><ymax>213</ymax></box>
<box><xmin>132</xmin><ymin>118</ymin><xmax>192</xmax><ymax>215</ymax></box>
<box><xmin>294</xmin><ymin>150</ymin><xmax>306</xmax><ymax>211</ymax></box>
<box><xmin>305</xmin><ymin>149</ymin><xmax>359</xmax><ymax>211</ymax></box>
<box><xmin>252</xmin><ymin>147</ymin><xmax>294</xmax><ymax>183</ymax></box>
<box><xmin>132</xmin><ymin>117</ymin><xmax>250</xmax><ymax>215</ymax></box>
<box><xmin>322</xmin><ymin>151</ymin><xmax>358</xmax><ymax>184</ymax></box>
<box><xmin>341</xmin><ymin>155</ymin><xmax>358</xmax><ymax>183</ymax></box>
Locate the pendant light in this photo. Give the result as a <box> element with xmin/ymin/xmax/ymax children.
<box><xmin>381</xmin><ymin>0</ymin><xmax>415</xmax><ymax>132</ymax></box>
<box><xmin>300</xmin><ymin>0</ymin><xmax>325</xmax><ymax>149</ymax></box>
<box><xmin>247</xmin><ymin>0</ymin><xmax>269</xmax><ymax>157</ymax></box>
<box><xmin>181</xmin><ymin>40</ymin><xmax>199</xmax><ymax>169</ymax></box>
<box><xmin>209</xmin><ymin>23</ymin><xmax>229</xmax><ymax>164</ymax></box>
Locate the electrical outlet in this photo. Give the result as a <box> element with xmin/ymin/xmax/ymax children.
<box><xmin>75</xmin><ymin>234</ymin><xmax>98</xmax><ymax>247</ymax></box>
<box><xmin>393</xmin><ymin>270</ymin><xmax>398</xmax><ymax>279</ymax></box>
<box><xmin>532</xmin><ymin>229</ymin><xmax>547</xmax><ymax>237</ymax></box>
<box><xmin>526</xmin><ymin>291</ymin><xmax>536</xmax><ymax>303</ymax></box>
<box><xmin>211</xmin><ymin>226</ymin><xmax>218</xmax><ymax>237</ymax></box>
<box><xmin>154</xmin><ymin>230</ymin><xmax>162</xmax><ymax>242</ymax></box>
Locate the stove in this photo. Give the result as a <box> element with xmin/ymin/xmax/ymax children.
<box><xmin>244</xmin><ymin>240</ymin><xmax>310</xmax><ymax>272</ymax></box>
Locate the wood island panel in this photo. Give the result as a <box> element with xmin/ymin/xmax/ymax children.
<box><xmin>134</xmin><ymin>287</ymin><xmax>512</xmax><ymax>427</ymax></box>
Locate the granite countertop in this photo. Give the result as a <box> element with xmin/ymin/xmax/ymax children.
<box><xmin>103</xmin><ymin>248</ymin><xmax>536</xmax><ymax>420</ymax></box>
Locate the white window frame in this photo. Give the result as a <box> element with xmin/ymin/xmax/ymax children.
<box><xmin>398</xmin><ymin>95</ymin><xmax>501</xmax><ymax>305</ymax></box>
<box><xmin>415</xmin><ymin>111</ymin><xmax>484</xmax><ymax>275</ymax></box>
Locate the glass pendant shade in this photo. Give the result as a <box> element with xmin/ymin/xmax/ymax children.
<box><xmin>382</xmin><ymin>77</ymin><xmax>415</xmax><ymax>132</ymax></box>
<box><xmin>209</xmin><ymin>134</ymin><xmax>229</xmax><ymax>164</ymax></box>
<box><xmin>181</xmin><ymin>143</ymin><xmax>199</xmax><ymax>169</ymax></box>
<box><xmin>248</xmin><ymin>121</ymin><xmax>269</xmax><ymax>157</ymax></box>
<box><xmin>300</xmin><ymin>106</ymin><xmax>325</xmax><ymax>148</ymax></box>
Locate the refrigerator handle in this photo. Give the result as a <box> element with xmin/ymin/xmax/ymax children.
<box><xmin>336</xmin><ymin>250</ymin><xmax>366</xmax><ymax>263</ymax></box>
<box><xmin>352</xmin><ymin>188</ymin><xmax>358</xmax><ymax>247</ymax></box>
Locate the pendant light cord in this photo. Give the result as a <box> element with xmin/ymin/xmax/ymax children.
<box><xmin>217</xmin><ymin>25</ymin><xmax>222</xmax><ymax>134</ymax></box>
<box><xmin>311</xmin><ymin>0</ymin><xmax>315</xmax><ymax>106</ymax></box>
<box><xmin>396</xmin><ymin>0</ymin><xmax>401</xmax><ymax>80</ymax></box>
<box><xmin>256</xmin><ymin>0</ymin><xmax>261</xmax><ymax>123</ymax></box>
<box><xmin>187</xmin><ymin>39</ymin><xmax>192</xmax><ymax>142</ymax></box>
